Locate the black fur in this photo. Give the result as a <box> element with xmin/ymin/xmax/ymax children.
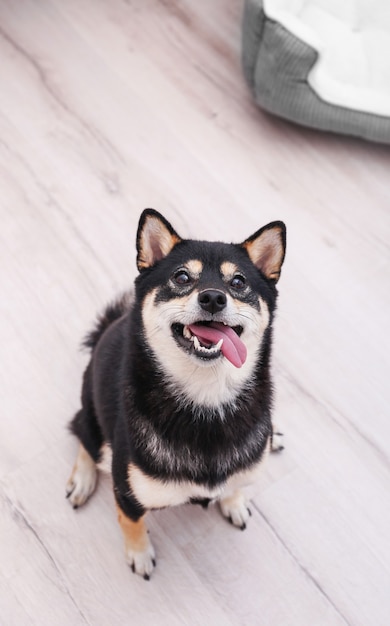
<box><xmin>70</xmin><ymin>210</ymin><xmax>286</xmax><ymax>523</ymax></box>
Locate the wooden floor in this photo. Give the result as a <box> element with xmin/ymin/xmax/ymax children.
<box><xmin>1</xmin><ymin>1</ymin><xmax>390</xmax><ymax>624</ymax></box>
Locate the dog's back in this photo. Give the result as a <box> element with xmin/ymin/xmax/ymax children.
<box><xmin>82</xmin><ymin>291</ymin><xmax>133</xmax><ymax>351</ymax></box>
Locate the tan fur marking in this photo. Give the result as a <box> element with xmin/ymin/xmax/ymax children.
<box><xmin>185</xmin><ymin>259</ymin><xmax>203</xmax><ymax>277</ymax></box>
<box><xmin>258</xmin><ymin>296</ymin><xmax>270</xmax><ymax>326</ymax></box>
<box><xmin>71</xmin><ymin>444</ymin><xmax>91</xmax><ymax>475</ymax></box>
<box><xmin>220</xmin><ymin>261</ymin><xmax>239</xmax><ymax>280</ymax></box>
<box><xmin>116</xmin><ymin>505</ymin><xmax>149</xmax><ymax>553</ymax></box>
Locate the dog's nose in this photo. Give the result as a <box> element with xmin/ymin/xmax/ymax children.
<box><xmin>198</xmin><ymin>289</ymin><xmax>227</xmax><ymax>314</ymax></box>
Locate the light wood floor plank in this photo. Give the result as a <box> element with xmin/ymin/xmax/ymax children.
<box><xmin>1</xmin><ymin>1</ymin><xmax>389</xmax><ymax>624</ymax></box>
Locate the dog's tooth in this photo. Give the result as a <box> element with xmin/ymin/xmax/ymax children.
<box><xmin>192</xmin><ymin>335</ymin><xmax>223</xmax><ymax>355</ymax></box>
<box><xmin>214</xmin><ymin>338</ymin><xmax>223</xmax><ymax>352</ymax></box>
<box><xmin>193</xmin><ymin>336</ymin><xmax>201</xmax><ymax>351</ymax></box>
<box><xmin>183</xmin><ymin>325</ymin><xmax>192</xmax><ymax>340</ymax></box>
<box><xmin>207</xmin><ymin>339</ymin><xmax>223</xmax><ymax>354</ymax></box>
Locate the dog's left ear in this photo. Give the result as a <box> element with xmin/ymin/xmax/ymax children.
<box><xmin>136</xmin><ymin>209</ymin><xmax>182</xmax><ymax>271</ymax></box>
<box><xmin>241</xmin><ymin>221</ymin><xmax>286</xmax><ymax>282</ymax></box>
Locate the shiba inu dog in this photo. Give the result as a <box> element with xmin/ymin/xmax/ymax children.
<box><xmin>66</xmin><ymin>209</ymin><xmax>286</xmax><ymax>580</ymax></box>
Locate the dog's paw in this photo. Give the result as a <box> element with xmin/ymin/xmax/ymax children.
<box><xmin>219</xmin><ymin>491</ymin><xmax>251</xmax><ymax>531</ymax></box>
<box><xmin>66</xmin><ymin>466</ymin><xmax>97</xmax><ymax>509</ymax></box>
<box><xmin>126</xmin><ymin>540</ymin><xmax>156</xmax><ymax>581</ymax></box>
<box><xmin>271</xmin><ymin>431</ymin><xmax>284</xmax><ymax>453</ymax></box>
<box><xmin>66</xmin><ymin>446</ymin><xmax>98</xmax><ymax>509</ymax></box>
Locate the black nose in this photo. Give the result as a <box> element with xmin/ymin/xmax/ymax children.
<box><xmin>198</xmin><ymin>289</ymin><xmax>227</xmax><ymax>314</ymax></box>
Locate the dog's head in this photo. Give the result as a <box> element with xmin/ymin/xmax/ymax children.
<box><xmin>135</xmin><ymin>209</ymin><xmax>286</xmax><ymax>407</ymax></box>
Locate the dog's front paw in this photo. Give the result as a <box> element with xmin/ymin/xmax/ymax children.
<box><xmin>66</xmin><ymin>445</ymin><xmax>97</xmax><ymax>509</ymax></box>
<box><xmin>126</xmin><ymin>540</ymin><xmax>156</xmax><ymax>581</ymax></box>
<box><xmin>219</xmin><ymin>491</ymin><xmax>251</xmax><ymax>531</ymax></box>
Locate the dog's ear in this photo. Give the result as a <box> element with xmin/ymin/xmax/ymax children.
<box><xmin>136</xmin><ymin>209</ymin><xmax>182</xmax><ymax>271</ymax></box>
<box><xmin>241</xmin><ymin>221</ymin><xmax>286</xmax><ymax>282</ymax></box>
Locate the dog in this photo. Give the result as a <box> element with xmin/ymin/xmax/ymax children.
<box><xmin>66</xmin><ymin>209</ymin><xmax>286</xmax><ymax>580</ymax></box>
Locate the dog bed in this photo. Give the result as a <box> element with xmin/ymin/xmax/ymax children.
<box><xmin>242</xmin><ymin>0</ymin><xmax>390</xmax><ymax>143</ymax></box>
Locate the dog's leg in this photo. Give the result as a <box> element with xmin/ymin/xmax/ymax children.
<box><xmin>219</xmin><ymin>489</ymin><xmax>251</xmax><ymax>531</ymax></box>
<box><xmin>116</xmin><ymin>505</ymin><xmax>156</xmax><ymax>580</ymax></box>
<box><xmin>66</xmin><ymin>443</ymin><xmax>98</xmax><ymax>508</ymax></box>
<box><xmin>113</xmin><ymin>452</ymin><xmax>156</xmax><ymax>580</ymax></box>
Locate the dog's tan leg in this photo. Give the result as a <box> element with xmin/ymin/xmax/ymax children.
<box><xmin>66</xmin><ymin>444</ymin><xmax>98</xmax><ymax>508</ymax></box>
<box><xmin>116</xmin><ymin>505</ymin><xmax>156</xmax><ymax>580</ymax></box>
<box><xmin>219</xmin><ymin>489</ymin><xmax>251</xmax><ymax>530</ymax></box>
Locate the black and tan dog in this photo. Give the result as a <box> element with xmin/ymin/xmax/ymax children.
<box><xmin>66</xmin><ymin>209</ymin><xmax>286</xmax><ymax>579</ymax></box>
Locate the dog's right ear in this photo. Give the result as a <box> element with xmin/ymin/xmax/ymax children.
<box><xmin>136</xmin><ymin>209</ymin><xmax>182</xmax><ymax>271</ymax></box>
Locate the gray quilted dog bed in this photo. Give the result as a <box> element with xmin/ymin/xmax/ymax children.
<box><xmin>242</xmin><ymin>0</ymin><xmax>390</xmax><ymax>143</ymax></box>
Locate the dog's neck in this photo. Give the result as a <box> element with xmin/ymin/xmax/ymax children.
<box><xmin>162</xmin><ymin>359</ymin><xmax>256</xmax><ymax>412</ymax></box>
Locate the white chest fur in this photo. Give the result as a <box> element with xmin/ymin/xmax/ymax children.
<box><xmin>127</xmin><ymin>463</ymin><xmax>224</xmax><ymax>509</ymax></box>
<box><xmin>127</xmin><ymin>456</ymin><xmax>269</xmax><ymax>510</ymax></box>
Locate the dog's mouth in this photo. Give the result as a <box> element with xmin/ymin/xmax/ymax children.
<box><xmin>171</xmin><ymin>321</ymin><xmax>247</xmax><ymax>368</ymax></box>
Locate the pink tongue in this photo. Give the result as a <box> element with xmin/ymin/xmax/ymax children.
<box><xmin>188</xmin><ymin>322</ymin><xmax>247</xmax><ymax>368</ymax></box>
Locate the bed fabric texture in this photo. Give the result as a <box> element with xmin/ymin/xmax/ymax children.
<box><xmin>242</xmin><ymin>0</ymin><xmax>390</xmax><ymax>143</ymax></box>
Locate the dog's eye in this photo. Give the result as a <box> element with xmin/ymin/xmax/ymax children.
<box><xmin>173</xmin><ymin>270</ymin><xmax>191</xmax><ymax>286</ymax></box>
<box><xmin>230</xmin><ymin>274</ymin><xmax>246</xmax><ymax>290</ymax></box>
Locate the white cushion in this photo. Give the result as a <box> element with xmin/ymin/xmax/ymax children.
<box><xmin>264</xmin><ymin>0</ymin><xmax>390</xmax><ymax>116</ymax></box>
